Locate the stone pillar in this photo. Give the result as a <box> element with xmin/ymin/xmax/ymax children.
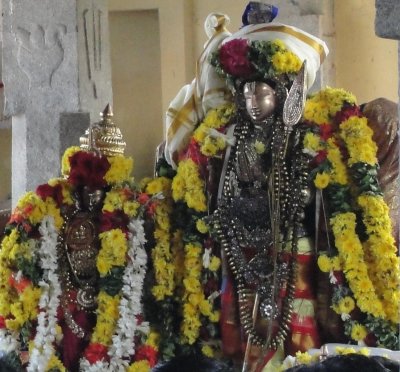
<box><xmin>375</xmin><ymin>0</ymin><xmax>400</xmax><ymax>103</ymax></box>
<box><xmin>2</xmin><ymin>0</ymin><xmax>113</xmax><ymax>205</ymax></box>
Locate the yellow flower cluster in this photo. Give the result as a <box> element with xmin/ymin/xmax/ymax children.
<box><xmin>340</xmin><ymin>116</ymin><xmax>378</xmax><ymax>166</ymax></box>
<box><xmin>0</xmin><ymin>231</ymin><xmax>20</xmax><ymax>321</ymax></box>
<box><xmin>350</xmin><ymin>322</ymin><xmax>368</xmax><ymax>341</ymax></box>
<box><xmin>304</xmin><ymin>87</ymin><xmax>356</xmax><ymax>125</ymax></box>
<box><xmin>335</xmin><ymin>346</ymin><xmax>370</xmax><ymax>356</ymax></box>
<box><xmin>6</xmin><ymin>283</ymin><xmax>42</xmax><ymax>331</ymax></box>
<box><xmin>317</xmin><ymin>254</ymin><xmax>340</xmax><ymax>273</ymax></box>
<box><xmin>102</xmin><ymin>188</ymin><xmax>140</xmax><ymax>217</ymax></box>
<box><xmin>45</xmin><ymin>354</ymin><xmax>66</xmax><ymax>372</ymax></box>
<box><xmin>303</xmin><ymin>132</ymin><xmax>323</xmax><ymax>153</ymax></box>
<box><xmin>97</xmin><ymin>229</ymin><xmax>128</xmax><ymax>276</ymax></box>
<box><xmin>15</xmin><ymin>192</ymin><xmax>47</xmax><ymax>226</ymax></box>
<box><xmin>145</xmin><ymin>331</ymin><xmax>160</xmax><ymax>350</ymax></box>
<box><xmin>313</xmin><ymin>138</ymin><xmax>348</xmax><ymax>190</ymax></box>
<box><xmin>201</xmin><ymin>344</ymin><xmax>215</xmax><ymax>358</ymax></box>
<box><xmin>146</xmin><ymin>177</ymin><xmax>172</xmax><ymax>198</ymax></box>
<box><xmin>127</xmin><ymin>360</ymin><xmax>151</xmax><ymax>372</ymax></box>
<box><xmin>91</xmin><ymin>291</ymin><xmax>121</xmax><ymax>345</ymax></box>
<box><xmin>196</xmin><ymin>219</ymin><xmax>209</xmax><ymax>234</ymax></box>
<box><xmin>61</xmin><ymin>146</ymin><xmax>80</xmax><ymax>176</ymax></box>
<box><xmin>104</xmin><ymin>155</ymin><xmax>134</xmax><ymax>185</ymax></box>
<box><xmin>294</xmin><ymin>350</ymin><xmax>315</xmax><ymax>365</ymax></box>
<box><xmin>150</xmin><ymin>190</ymin><xmax>175</xmax><ymax>301</ymax></box>
<box><xmin>181</xmin><ymin>243</ymin><xmax>219</xmax><ymax>345</ymax></box>
<box><xmin>330</xmin><ymin>212</ymin><xmax>385</xmax><ymax>319</ymax></box>
<box><xmin>193</xmin><ymin>103</ymin><xmax>235</xmax><ymax>157</ymax></box>
<box><xmin>332</xmin><ymin>296</ymin><xmax>355</xmax><ymax>315</ymax></box>
<box><xmin>326</xmin><ymin>139</ymin><xmax>348</xmax><ymax>185</ymax></box>
<box><xmin>172</xmin><ymin>159</ymin><xmax>207</xmax><ymax>212</ymax></box>
<box><xmin>254</xmin><ymin>140</ymin><xmax>266</xmax><ymax>154</ymax></box>
<box><xmin>313</xmin><ymin>172</ymin><xmax>330</xmax><ymax>189</ymax></box>
<box><xmin>48</xmin><ymin>178</ymin><xmax>74</xmax><ymax>205</ymax></box>
<box><xmin>357</xmin><ymin>194</ymin><xmax>399</xmax><ymax>323</ymax></box>
<box><xmin>272</xmin><ymin>49</ymin><xmax>302</xmax><ymax>74</ymax></box>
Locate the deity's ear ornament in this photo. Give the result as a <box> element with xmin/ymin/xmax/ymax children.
<box><xmin>79</xmin><ymin>104</ymin><xmax>126</xmax><ymax>156</ymax></box>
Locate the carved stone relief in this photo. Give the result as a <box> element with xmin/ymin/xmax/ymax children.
<box><xmin>16</xmin><ymin>23</ymin><xmax>67</xmax><ymax>88</ymax></box>
<box><xmin>82</xmin><ymin>4</ymin><xmax>104</xmax><ymax>99</ymax></box>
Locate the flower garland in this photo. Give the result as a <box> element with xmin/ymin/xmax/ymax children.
<box><xmin>210</xmin><ymin>38</ymin><xmax>302</xmax><ymax>85</ymax></box>
<box><xmin>303</xmin><ymin>87</ymin><xmax>399</xmax><ymax>348</ymax></box>
<box><xmin>0</xmin><ymin>148</ymin><xmax>158</xmax><ymax>370</ymax></box>
<box><xmin>192</xmin><ymin>103</ymin><xmax>235</xmax><ymax>157</ymax></box>
<box><xmin>146</xmin><ymin>178</ymin><xmax>174</xmax><ymax>301</ymax></box>
<box><xmin>147</xmin><ymin>103</ymin><xmax>232</xmax><ymax>360</ymax></box>
<box><xmin>28</xmin><ymin>216</ymin><xmax>62</xmax><ymax>371</ymax></box>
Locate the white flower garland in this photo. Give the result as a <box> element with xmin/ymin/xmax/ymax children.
<box><xmin>79</xmin><ymin>217</ymin><xmax>148</xmax><ymax>372</ymax></box>
<box><xmin>0</xmin><ymin>329</ymin><xmax>19</xmax><ymax>355</ymax></box>
<box><xmin>27</xmin><ymin>216</ymin><xmax>62</xmax><ymax>372</ymax></box>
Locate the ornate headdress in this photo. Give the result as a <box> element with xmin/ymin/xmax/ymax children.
<box><xmin>211</xmin><ymin>22</ymin><xmax>329</xmax><ymax>91</ymax></box>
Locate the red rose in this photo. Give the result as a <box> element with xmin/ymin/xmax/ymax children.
<box><xmin>0</xmin><ymin>316</ymin><xmax>6</xmax><ymax>328</ymax></box>
<box><xmin>68</xmin><ymin>151</ymin><xmax>110</xmax><ymax>191</ymax></box>
<box><xmin>134</xmin><ymin>345</ymin><xmax>158</xmax><ymax>368</ymax></box>
<box><xmin>219</xmin><ymin>39</ymin><xmax>254</xmax><ymax>78</ymax></box>
<box><xmin>36</xmin><ymin>183</ymin><xmax>63</xmax><ymax>207</ymax></box>
<box><xmin>84</xmin><ymin>343</ymin><xmax>109</xmax><ymax>364</ymax></box>
<box><xmin>99</xmin><ymin>210</ymin><xmax>130</xmax><ymax>234</ymax></box>
<box><xmin>333</xmin><ymin>105</ymin><xmax>361</xmax><ymax>125</ymax></box>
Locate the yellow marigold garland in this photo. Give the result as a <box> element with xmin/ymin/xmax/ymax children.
<box><xmin>304</xmin><ymin>87</ymin><xmax>399</xmax><ymax>346</ymax></box>
<box><xmin>171</xmin><ymin>159</ymin><xmax>207</xmax><ymax>212</ymax></box>
<box><xmin>330</xmin><ymin>212</ymin><xmax>385</xmax><ymax>318</ymax></box>
<box><xmin>146</xmin><ymin>178</ymin><xmax>175</xmax><ymax>301</ymax></box>
<box><xmin>304</xmin><ymin>87</ymin><xmax>356</xmax><ymax>125</ymax></box>
<box><xmin>181</xmin><ymin>242</ymin><xmax>215</xmax><ymax>344</ymax></box>
<box><xmin>193</xmin><ymin>103</ymin><xmax>235</xmax><ymax>157</ymax></box>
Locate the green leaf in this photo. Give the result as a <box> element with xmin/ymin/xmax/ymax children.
<box><xmin>99</xmin><ymin>266</ymin><xmax>125</xmax><ymax>296</ymax></box>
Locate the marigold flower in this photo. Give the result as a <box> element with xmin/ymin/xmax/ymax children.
<box><xmin>350</xmin><ymin>323</ymin><xmax>368</xmax><ymax>341</ymax></box>
<box><xmin>314</xmin><ymin>172</ymin><xmax>330</xmax><ymax>189</ymax></box>
<box><xmin>317</xmin><ymin>255</ymin><xmax>331</xmax><ymax>273</ymax></box>
<box><xmin>202</xmin><ymin>344</ymin><xmax>214</xmax><ymax>358</ymax></box>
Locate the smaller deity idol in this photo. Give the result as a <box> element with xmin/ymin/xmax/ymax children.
<box><xmin>0</xmin><ymin>105</ymin><xmax>158</xmax><ymax>371</ymax></box>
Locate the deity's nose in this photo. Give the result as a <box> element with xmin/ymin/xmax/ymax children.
<box><xmin>251</xmin><ymin>95</ymin><xmax>257</xmax><ymax>107</ymax></box>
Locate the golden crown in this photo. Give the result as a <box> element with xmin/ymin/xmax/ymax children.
<box><xmin>80</xmin><ymin>104</ymin><xmax>126</xmax><ymax>156</ymax></box>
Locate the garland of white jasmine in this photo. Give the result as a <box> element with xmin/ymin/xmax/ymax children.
<box><xmin>28</xmin><ymin>216</ymin><xmax>62</xmax><ymax>371</ymax></box>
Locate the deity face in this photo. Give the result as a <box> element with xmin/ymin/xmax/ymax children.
<box><xmin>243</xmin><ymin>81</ymin><xmax>277</xmax><ymax>122</ymax></box>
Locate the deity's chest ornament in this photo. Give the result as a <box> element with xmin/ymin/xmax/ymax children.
<box><xmin>210</xmin><ymin>108</ymin><xmax>312</xmax><ymax>349</ymax></box>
